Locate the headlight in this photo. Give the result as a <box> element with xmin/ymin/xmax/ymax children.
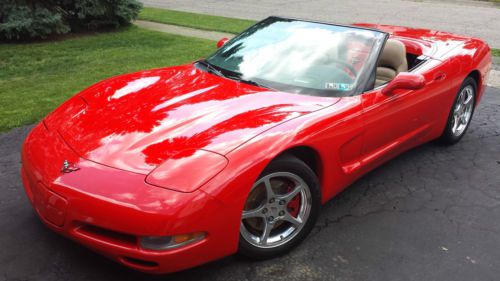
<box><xmin>140</xmin><ymin>232</ymin><xmax>206</xmax><ymax>251</ymax></box>
<box><xmin>145</xmin><ymin>149</ymin><xmax>228</xmax><ymax>192</ymax></box>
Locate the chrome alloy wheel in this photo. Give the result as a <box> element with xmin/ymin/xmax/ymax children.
<box><xmin>451</xmin><ymin>85</ymin><xmax>474</xmax><ymax>137</ymax></box>
<box><xmin>240</xmin><ymin>172</ymin><xmax>312</xmax><ymax>249</ymax></box>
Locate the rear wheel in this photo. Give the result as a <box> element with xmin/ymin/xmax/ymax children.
<box><xmin>439</xmin><ymin>77</ymin><xmax>476</xmax><ymax>144</ymax></box>
<box><xmin>238</xmin><ymin>155</ymin><xmax>320</xmax><ymax>259</ymax></box>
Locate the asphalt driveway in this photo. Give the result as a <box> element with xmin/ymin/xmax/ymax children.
<box><xmin>1</xmin><ymin>88</ymin><xmax>500</xmax><ymax>281</ymax></box>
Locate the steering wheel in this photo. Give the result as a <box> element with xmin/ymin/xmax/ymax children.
<box><xmin>329</xmin><ymin>58</ymin><xmax>358</xmax><ymax>79</ymax></box>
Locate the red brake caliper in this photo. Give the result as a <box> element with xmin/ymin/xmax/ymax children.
<box><xmin>286</xmin><ymin>184</ymin><xmax>301</xmax><ymax>217</ymax></box>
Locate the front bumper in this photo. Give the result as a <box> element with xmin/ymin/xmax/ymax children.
<box><xmin>20</xmin><ymin>122</ymin><xmax>238</xmax><ymax>273</ymax></box>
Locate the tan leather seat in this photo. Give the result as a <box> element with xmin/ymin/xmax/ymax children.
<box><xmin>375</xmin><ymin>39</ymin><xmax>408</xmax><ymax>87</ymax></box>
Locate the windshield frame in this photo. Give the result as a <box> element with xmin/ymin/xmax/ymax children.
<box><xmin>203</xmin><ymin>16</ymin><xmax>389</xmax><ymax>97</ymax></box>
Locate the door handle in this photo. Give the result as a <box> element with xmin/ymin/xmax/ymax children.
<box><xmin>434</xmin><ymin>71</ymin><xmax>446</xmax><ymax>81</ymax></box>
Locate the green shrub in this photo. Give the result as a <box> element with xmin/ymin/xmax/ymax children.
<box><xmin>0</xmin><ymin>2</ymin><xmax>70</xmax><ymax>40</ymax></box>
<box><xmin>0</xmin><ymin>0</ymin><xmax>142</xmax><ymax>40</ymax></box>
<box><xmin>64</xmin><ymin>0</ymin><xmax>143</xmax><ymax>31</ymax></box>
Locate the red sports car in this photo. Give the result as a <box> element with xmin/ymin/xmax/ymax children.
<box><xmin>21</xmin><ymin>17</ymin><xmax>491</xmax><ymax>273</ymax></box>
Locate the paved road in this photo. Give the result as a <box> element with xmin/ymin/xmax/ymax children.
<box><xmin>141</xmin><ymin>0</ymin><xmax>500</xmax><ymax>48</ymax></box>
<box><xmin>1</xmin><ymin>87</ymin><xmax>499</xmax><ymax>280</ymax></box>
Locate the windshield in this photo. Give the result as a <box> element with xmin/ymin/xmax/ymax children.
<box><xmin>205</xmin><ymin>17</ymin><xmax>387</xmax><ymax>96</ymax></box>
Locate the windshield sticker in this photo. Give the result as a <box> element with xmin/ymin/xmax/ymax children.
<box><xmin>325</xmin><ymin>83</ymin><xmax>354</xmax><ymax>91</ymax></box>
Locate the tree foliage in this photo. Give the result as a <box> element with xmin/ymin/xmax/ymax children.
<box><xmin>0</xmin><ymin>0</ymin><xmax>142</xmax><ymax>40</ymax></box>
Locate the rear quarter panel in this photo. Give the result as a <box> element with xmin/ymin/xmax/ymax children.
<box><xmin>428</xmin><ymin>38</ymin><xmax>491</xmax><ymax>137</ymax></box>
<box><xmin>446</xmin><ymin>38</ymin><xmax>491</xmax><ymax>102</ymax></box>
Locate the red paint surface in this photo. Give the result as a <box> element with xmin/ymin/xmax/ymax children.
<box><xmin>21</xmin><ymin>23</ymin><xmax>491</xmax><ymax>273</ymax></box>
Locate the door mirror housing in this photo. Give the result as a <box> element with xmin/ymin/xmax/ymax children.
<box><xmin>381</xmin><ymin>72</ymin><xmax>426</xmax><ymax>95</ymax></box>
<box><xmin>216</xmin><ymin>38</ymin><xmax>229</xmax><ymax>48</ymax></box>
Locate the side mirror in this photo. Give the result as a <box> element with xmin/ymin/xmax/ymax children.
<box><xmin>381</xmin><ymin>72</ymin><xmax>426</xmax><ymax>95</ymax></box>
<box><xmin>217</xmin><ymin>38</ymin><xmax>229</xmax><ymax>48</ymax></box>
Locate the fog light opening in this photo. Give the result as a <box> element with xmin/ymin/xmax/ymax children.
<box><xmin>140</xmin><ymin>232</ymin><xmax>205</xmax><ymax>251</ymax></box>
<box><xmin>122</xmin><ymin>257</ymin><xmax>159</xmax><ymax>268</ymax></box>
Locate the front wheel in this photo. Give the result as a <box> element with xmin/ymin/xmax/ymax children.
<box><xmin>238</xmin><ymin>155</ymin><xmax>321</xmax><ymax>259</ymax></box>
<box><xmin>439</xmin><ymin>77</ymin><xmax>477</xmax><ymax>144</ymax></box>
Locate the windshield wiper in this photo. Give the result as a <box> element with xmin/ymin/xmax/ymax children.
<box><xmin>196</xmin><ymin>60</ymin><xmax>226</xmax><ymax>78</ymax></box>
<box><xmin>197</xmin><ymin>60</ymin><xmax>270</xmax><ymax>89</ymax></box>
<box><xmin>239</xmin><ymin>78</ymin><xmax>270</xmax><ymax>89</ymax></box>
<box><xmin>225</xmin><ymin>74</ymin><xmax>271</xmax><ymax>89</ymax></box>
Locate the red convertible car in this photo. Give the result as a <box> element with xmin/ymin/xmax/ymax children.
<box><xmin>21</xmin><ymin>17</ymin><xmax>491</xmax><ymax>273</ymax></box>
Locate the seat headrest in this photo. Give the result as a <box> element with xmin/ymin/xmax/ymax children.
<box><xmin>378</xmin><ymin>39</ymin><xmax>407</xmax><ymax>73</ymax></box>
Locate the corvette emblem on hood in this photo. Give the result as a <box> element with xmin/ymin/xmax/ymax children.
<box><xmin>61</xmin><ymin>160</ymin><xmax>80</xmax><ymax>173</ymax></box>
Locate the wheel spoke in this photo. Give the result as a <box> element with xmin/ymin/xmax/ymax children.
<box><xmin>462</xmin><ymin>94</ymin><xmax>472</xmax><ymax>106</ymax></box>
<box><xmin>277</xmin><ymin>184</ymin><xmax>302</xmax><ymax>202</ymax></box>
<box><xmin>452</xmin><ymin>114</ymin><xmax>459</xmax><ymax>133</ymax></box>
<box><xmin>260</xmin><ymin>222</ymin><xmax>273</xmax><ymax>245</ymax></box>
<box><xmin>282</xmin><ymin>212</ymin><xmax>303</xmax><ymax>226</ymax></box>
<box><xmin>459</xmin><ymin>91</ymin><xmax>466</xmax><ymax>104</ymax></box>
<box><xmin>263</xmin><ymin>177</ymin><xmax>275</xmax><ymax>200</ymax></box>
<box><xmin>463</xmin><ymin>91</ymin><xmax>473</xmax><ymax>105</ymax></box>
<box><xmin>242</xmin><ymin>205</ymin><xmax>266</xmax><ymax>219</ymax></box>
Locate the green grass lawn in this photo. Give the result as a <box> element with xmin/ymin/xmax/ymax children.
<box><xmin>0</xmin><ymin>26</ymin><xmax>215</xmax><ymax>132</ymax></box>
<box><xmin>492</xmin><ymin>48</ymin><xmax>500</xmax><ymax>57</ymax></box>
<box><xmin>138</xmin><ymin>7</ymin><xmax>256</xmax><ymax>34</ymax></box>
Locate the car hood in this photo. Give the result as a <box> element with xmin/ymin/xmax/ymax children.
<box><xmin>45</xmin><ymin>64</ymin><xmax>338</xmax><ymax>174</ymax></box>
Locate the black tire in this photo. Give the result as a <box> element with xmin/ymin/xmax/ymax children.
<box><xmin>238</xmin><ymin>154</ymin><xmax>321</xmax><ymax>259</ymax></box>
<box><xmin>439</xmin><ymin>76</ymin><xmax>477</xmax><ymax>145</ymax></box>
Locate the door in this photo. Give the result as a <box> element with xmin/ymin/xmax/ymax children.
<box><xmin>359</xmin><ymin>57</ymin><xmax>452</xmax><ymax>173</ymax></box>
<box><xmin>358</xmin><ymin>83</ymin><xmax>430</xmax><ymax>172</ymax></box>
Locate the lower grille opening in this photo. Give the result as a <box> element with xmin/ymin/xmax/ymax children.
<box><xmin>123</xmin><ymin>257</ymin><xmax>159</xmax><ymax>268</ymax></box>
<box><xmin>76</xmin><ymin>224</ymin><xmax>137</xmax><ymax>248</ymax></box>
